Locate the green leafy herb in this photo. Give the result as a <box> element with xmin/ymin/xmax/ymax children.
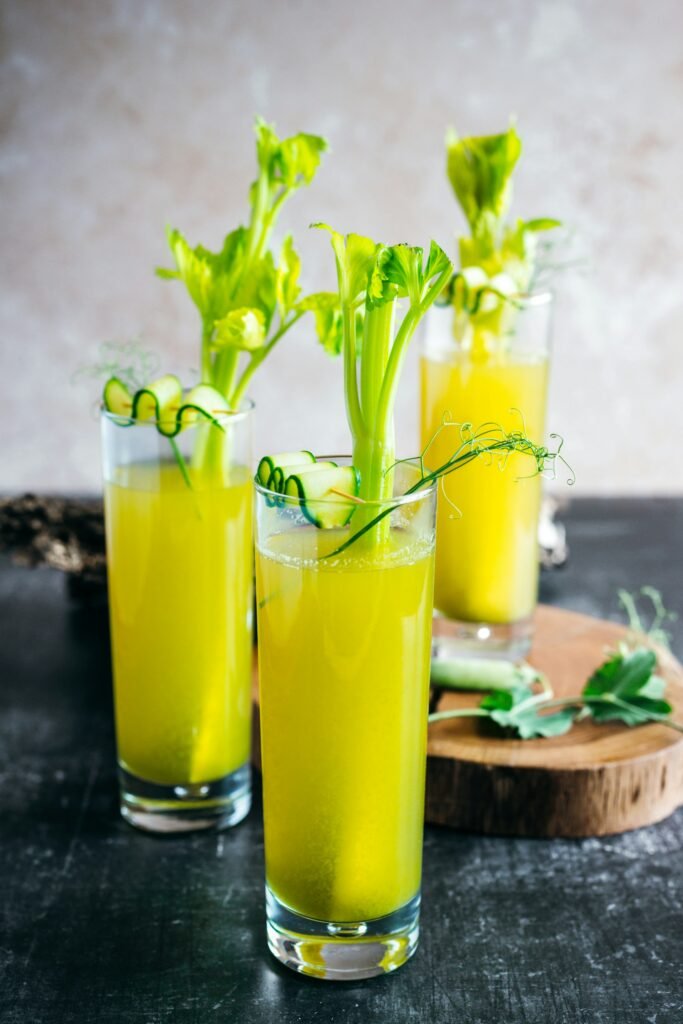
<box><xmin>618</xmin><ymin>586</ymin><xmax>677</xmax><ymax>651</ymax></box>
<box><xmin>428</xmin><ymin>589</ymin><xmax>682</xmax><ymax>737</ymax></box>
<box><xmin>213</xmin><ymin>307</ymin><xmax>267</xmax><ymax>352</ymax></box>
<box><xmin>76</xmin><ymin>339</ymin><xmax>160</xmax><ymax>391</ymax></box>
<box><xmin>326</xmin><ymin>420</ymin><xmax>572</xmax><ymax>557</ymax></box>
<box><xmin>582</xmin><ymin>648</ymin><xmax>671</xmax><ymax>725</ymax></box>
<box><xmin>481</xmin><ymin>687</ymin><xmax>578</xmax><ymax>739</ymax></box>
<box><xmin>446</xmin><ymin>124</ymin><xmax>522</xmax><ymax>243</ymax></box>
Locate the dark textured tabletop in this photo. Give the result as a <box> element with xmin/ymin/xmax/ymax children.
<box><xmin>2</xmin><ymin>498</ymin><xmax>682</xmax><ymax>1024</ymax></box>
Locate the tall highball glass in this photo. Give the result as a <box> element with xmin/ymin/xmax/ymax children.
<box><xmin>420</xmin><ymin>294</ymin><xmax>553</xmax><ymax>660</ymax></box>
<box><xmin>255</xmin><ymin>460</ymin><xmax>436</xmax><ymax>980</ymax></box>
<box><xmin>101</xmin><ymin>402</ymin><xmax>253</xmax><ymax>832</ymax></box>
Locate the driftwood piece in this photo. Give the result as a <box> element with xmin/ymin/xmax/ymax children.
<box><xmin>0</xmin><ymin>494</ymin><xmax>107</xmax><ymax>596</ymax></box>
<box><xmin>0</xmin><ymin>493</ymin><xmax>567</xmax><ymax>574</ymax></box>
<box><xmin>0</xmin><ymin>491</ymin><xmax>566</xmax><ymax>611</ymax></box>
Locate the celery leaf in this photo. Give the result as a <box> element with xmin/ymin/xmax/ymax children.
<box><xmin>275</xmin><ymin>132</ymin><xmax>328</xmax><ymax>187</ymax></box>
<box><xmin>446</xmin><ymin>124</ymin><xmax>522</xmax><ymax>231</ymax></box>
<box><xmin>377</xmin><ymin>244</ymin><xmax>422</xmax><ymax>304</ymax></box>
<box><xmin>275</xmin><ymin>235</ymin><xmax>301</xmax><ymax>317</ymax></box>
<box><xmin>236</xmin><ymin>251</ymin><xmax>277</xmax><ymax>327</ymax></box>
<box><xmin>294</xmin><ymin>291</ymin><xmax>344</xmax><ymax>356</ymax></box>
<box><xmin>425</xmin><ymin>240</ymin><xmax>451</xmax><ymax>283</ymax></box>
<box><xmin>313</xmin><ymin>304</ymin><xmax>344</xmax><ymax>356</ymax></box>
<box><xmin>295</xmin><ymin>291</ymin><xmax>339</xmax><ymax>313</ymax></box>
<box><xmin>255</xmin><ymin>117</ymin><xmax>328</xmax><ymax>192</ymax></box>
<box><xmin>157</xmin><ymin>227</ymin><xmax>245</xmax><ymax>323</ymax></box>
<box><xmin>212</xmin><ymin>307</ymin><xmax>266</xmax><ymax>352</ymax></box>
<box><xmin>524</xmin><ymin>218</ymin><xmax>563</xmax><ymax>232</ymax></box>
<box><xmin>313</xmin><ymin>225</ymin><xmax>378</xmax><ymax>305</ymax></box>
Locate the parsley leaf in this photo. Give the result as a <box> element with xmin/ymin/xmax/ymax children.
<box><xmin>582</xmin><ymin>648</ymin><xmax>672</xmax><ymax>725</ymax></box>
<box><xmin>481</xmin><ymin>686</ymin><xmax>577</xmax><ymax>739</ymax></box>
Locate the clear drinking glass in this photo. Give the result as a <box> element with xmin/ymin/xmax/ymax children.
<box><xmin>420</xmin><ymin>294</ymin><xmax>552</xmax><ymax>660</ymax></box>
<box><xmin>255</xmin><ymin>459</ymin><xmax>437</xmax><ymax>980</ymax></box>
<box><xmin>101</xmin><ymin>402</ymin><xmax>254</xmax><ymax>832</ymax></box>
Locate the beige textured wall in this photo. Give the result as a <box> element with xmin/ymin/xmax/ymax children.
<box><xmin>1</xmin><ymin>0</ymin><xmax>681</xmax><ymax>494</ymax></box>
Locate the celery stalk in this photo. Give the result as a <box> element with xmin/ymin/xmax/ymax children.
<box><xmin>315</xmin><ymin>227</ymin><xmax>452</xmax><ymax>544</ymax></box>
<box><xmin>444</xmin><ymin>122</ymin><xmax>561</xmax><ymax>341</ymax></box>
<box><xmin>155</xmin><ymin>118</ymin><xmax>335</xmax><ymax>478</ymax></box>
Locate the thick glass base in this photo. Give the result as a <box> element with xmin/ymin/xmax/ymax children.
<box><xmin>432</xmin><ymin>612</ymin><xmax>534</xmax><ymax>662</ymax></box>
<box><xmin>118</xmin><ymin>762</ymin><xmax>251</xmax><ymax>834</ymax></box>
<box><xmin>265</xmin><ymin>887</ymin><xmax>420</xmax><ymax>981</ymax></box>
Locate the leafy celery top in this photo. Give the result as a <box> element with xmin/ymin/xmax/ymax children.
<box><xmin>314</xmin><ymin>228</ymin><xmax>452</xmax><ymax>508</ymax></box>
<box><xmin>102</xmin><ymin>118</ymin><xmax>338</xmax><ymax>481</ymax></box>
<box><xmin>157</xmin><ymin>118</ymin><xmax>335</xmax><ymax>409</ymax></box>
<box><xmin>443</xmin><ymin>123</ymin><xmax>561</xmax><ymax>346</ymax></box>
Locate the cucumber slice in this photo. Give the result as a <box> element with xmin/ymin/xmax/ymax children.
<box><xmin>265</xmin><ymin>461</ymin><xmax>337</xmax><ymax>510</ymax></box>
<box><xmin>284</xmin><ymin>466</ymin><xmax>359</xmax><ymax>528</ymax></box>
<box><xmin>103</xmin><ymin>377</ymin><xmax>133</xmax><ymax>417</ymax></box>
<box><xmin>176</xmin><ymin>384</ymin><xmax>230</xmax><ymax>435</ymax></box>
<box><xmin>106</xmin><ymin>377</ymin><xmax>229</xmax><ymax>437</ymax></box>
<box><xmin>267</xmin><ymin>466</ymin><xmax>287</xmax><ymax>495</ymax></box>
<box><xmin>257</xmin><ymin>450</ymin><xmax>315</xmax><ymax>487</ymax></box>
<box><xmin>132</xmin><ymin>375</ymin><xmax>183</xmax><ymax>435</ymax></box>
<box><xmin>268</xmin><ymin>460</ymin><xmax>337</xmax><ymax>495</ymax></box>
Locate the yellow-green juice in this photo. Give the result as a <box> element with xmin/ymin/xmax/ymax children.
<box><xmin>105</xmin><ymin>462</ymin><xmax>252</xmax><ymax>785</ymax></box>
<box><xmin>256</xmin><ymin>526</ymin><xmax>434</xmax><ymax>923</ymax></box>
<box><xmin>421</xmin><ymin>347</ymin><xmax>548</xmax><ymax>624</ymax></box>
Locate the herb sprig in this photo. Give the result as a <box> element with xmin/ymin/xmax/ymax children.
<box><xmin>428</xmin><ymin>589</ymin><xmax>682</xmax><ymax>737</ymax></box>
<box><xmin>327</xmin><ymin>420</ymin><xmax>572</xmax><ymax>557</ymax></box>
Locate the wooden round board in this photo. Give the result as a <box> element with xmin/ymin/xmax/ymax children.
<box><xmin>426</xmin><ymin>605</ymin><xmax>683</xmax><ymax>837</ymax></box>
<box><xmin>251</xmin><ymin>604</ymin><xmax>683</xmax><ymax>839</ymax></box>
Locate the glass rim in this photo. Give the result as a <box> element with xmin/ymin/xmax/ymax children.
<box><xmin>100</xmin><ymin>395</ymin><xmax>255</xmax><ymax>429</ymax></box>
<box><xmin>254</xmin><ymin>455</ymin><xmax>437</xmax><ymax>509</ymax></box>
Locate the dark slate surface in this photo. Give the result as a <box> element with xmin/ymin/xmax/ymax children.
<box><xmin>1</xmin><ymin>497</ymin><xmax>682</xmax><ymax>1024</ymax></box>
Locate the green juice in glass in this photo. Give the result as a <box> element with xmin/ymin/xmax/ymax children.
<box><xmin>105</xmin><ymin>462</ymin><xmax>253</xmax><ymax>786</ymax></box>
<box><xmin>256</xmin><ymin>525</ymin><xmax>434</xmax><ymax>923</ymax></box>
<box><xmin>421</xmin><ymin>345</ymin><xmax>549</xmax><ymax>624</ymax></box>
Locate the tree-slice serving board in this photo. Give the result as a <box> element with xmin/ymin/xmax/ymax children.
<box><xmin>426</xmin><ymin>605</ymin><xmax>683</xmax><ymax>837</ymax></box>
<box><xmin>251</xmin><ymin>604</ymin><xmax>683</xmax><ymax>839</ymax></box>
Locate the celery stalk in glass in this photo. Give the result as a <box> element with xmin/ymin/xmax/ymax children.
<box><xmin>256</xmin><ymin>461</ymin><xmax>436</xmax><ymax>981</ymax></box>
<box><xmin>102</xmin><ymin>117</ymin><xmax>333</xmax><ymax>833</ymax></box>
<box><xmin>256</xmin><ymin>229</ymin><xmax>451</xmax><ymax>981</ymax></box>
<box><xmin>421</xmin><ymin>123</ymin><xmax>561</xmax><ymax>660</ymax></box>
<box><xmin>317</xmin><ymin>228</ymin><xmax>452</xmax><ymax>516</ymax></box>
<box><xmin>255</xmin><ymin>224</ymin><xmax>566</xmax><ymax>980</ymax></box>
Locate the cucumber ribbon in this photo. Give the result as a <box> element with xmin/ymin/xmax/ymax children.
<box><xmin>103</xmin><ymin>375</ymin><xmax>232</xmax><ymax>437</ymax></box>
<box><xmin>256</xmin><ymin>451</ymin><xmax>360</xmax><ymax>528</ymax></box>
